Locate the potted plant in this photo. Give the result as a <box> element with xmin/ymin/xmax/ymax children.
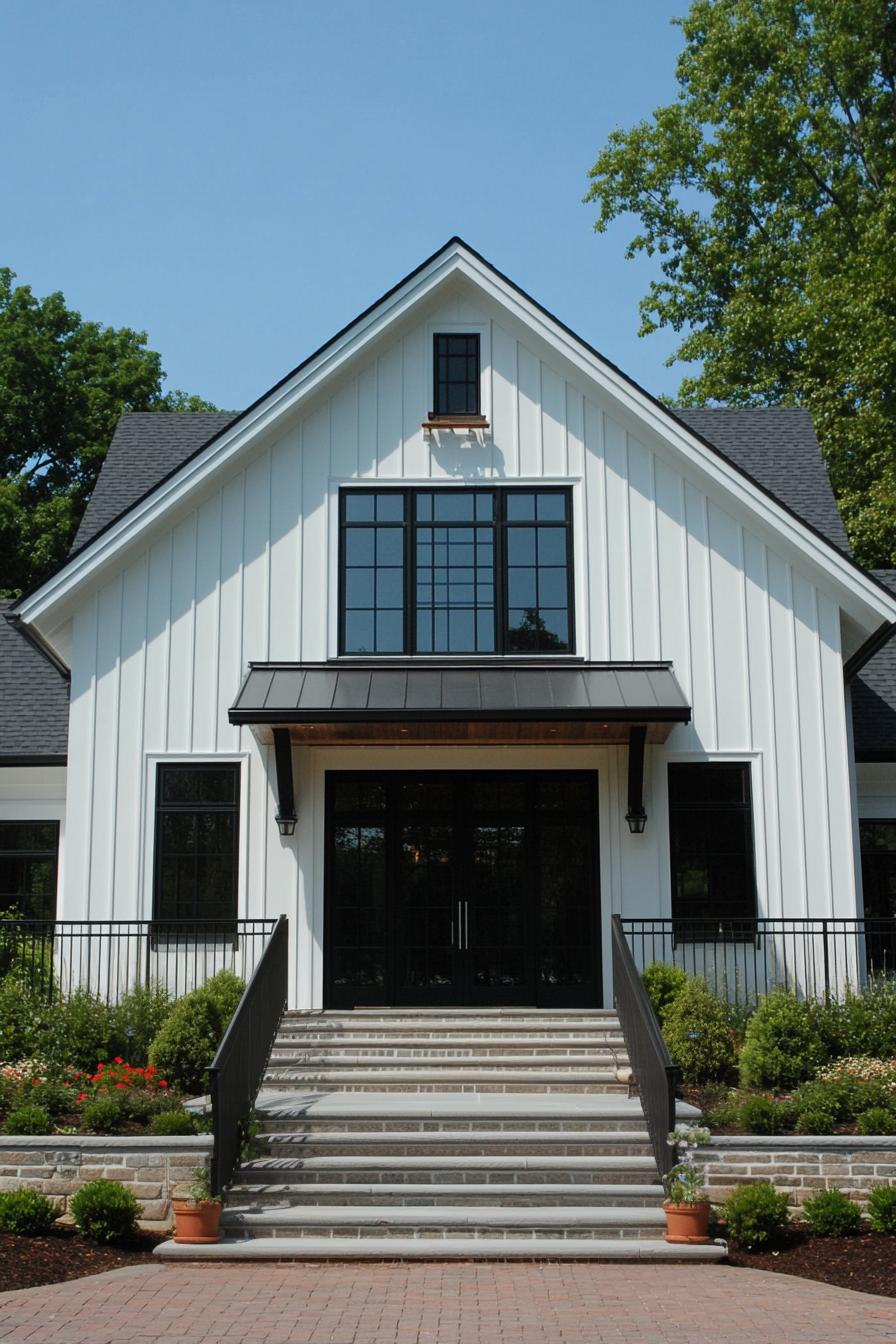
<box><xmin>172</xmin><ymin>1166</ymin><xmax>222</xmax><ymax>1244</ymax></box>
<box><xmin>663</xmin><ymin>1122</ymin><xmax>712</xmax><ymax>1244</ymax></box>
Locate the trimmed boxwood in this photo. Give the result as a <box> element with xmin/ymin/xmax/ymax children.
<box><xmin>148</xmin><ymin>970</ymin><xmax>244</xmax><ymax>1093</ymax></box>
<box><xmin>722</xmin><ymin>1181</ymin><xmax>790</xmax><ymax>1248</ymax></box>
<box><xmin>70</xmin><ymin>1179</ymin><xmax>141</xmax><ymax>1245</ymax></box>
<box><xmin>739</xmin><ymin>990</ymin><xmax>826</xmax><ymax>1091</ymax></box>
<box><xmin>661</xmin><ymin>978</ymin><xmax>735</xmax><ymax>1084</ymax></box>
<box><xmin>802</xmin><ymin>1189</ymin><xmax>862</xmax><ymax>1236</ymax></box>
<box><xmin>0</xmin><ymin>1188</ymin><xmax>62</xmax><ymax>1235</ymax></box>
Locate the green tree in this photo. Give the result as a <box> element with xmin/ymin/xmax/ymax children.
<box><xmin>0</xmin><ymin>269</ymin><xmax>217</xmax><ymax>595</ymax></box>
<box><xmin>585</xmin><ymin>0</ymin><xmax>896</xmax><ymax>565</ymax></box>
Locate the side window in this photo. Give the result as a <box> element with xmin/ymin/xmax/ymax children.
<box><xmin>153</xmin><ymin>764</ymin><xmax>240</xmax><ymax>927</ymax></box>
<box><xmin>668</xmin><ymin>762</ymin><xmax>756</xmax><ymax>937</ymax></box>
<box><xmin>859</xmin><ymin>820</ymin><xmax>896</xmax><ymax>973</ymax></box>
<box><xmin>0</xmin><ymin>821</ymin><xmax>59</xmax><ymax>919</ymax></box>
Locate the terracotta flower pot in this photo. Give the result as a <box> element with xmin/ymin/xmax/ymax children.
<box><xmin>172</xmin><ymin>1198</ymin><xmax>222</xmax><ymax>1244</ymax></box>
<box><xmin>663</xmin><ymin>1199</ymin><xmax>711</xmax><ymax>1244</ymax></box>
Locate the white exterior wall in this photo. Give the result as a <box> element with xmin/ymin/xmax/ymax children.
<box><xmin>57</xmin><ymin>282</ymin><xmax>859</xmax><ymax>1005</ymax></box>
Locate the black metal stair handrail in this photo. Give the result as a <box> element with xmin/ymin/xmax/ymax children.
<box><xmin>611</xmin><ymin>913</ymin><xmax>679</xmax><ymax>1178</ymax></box>
<box><xmin>208</xmin><ymin>914</ymin><xmax>289</xmax><ymax>1197</ymax></box>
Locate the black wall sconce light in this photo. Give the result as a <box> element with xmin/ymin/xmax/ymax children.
<box><xmin>626</xmin><ymin>725</ymin><xmax>648</xmax><ymax>834</ymax></box>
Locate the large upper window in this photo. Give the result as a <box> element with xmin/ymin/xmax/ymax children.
<box><xmin>432</xmin><ymin>333</ymin><xmax>480</xmax><ymax>417</ymax></box>
<box><xmin>340</xmin><ymin>488</ymin><xmax>574</xmax><ymax>656</ymax></box>
<box><xmin>153</xmin><ymin>764</ymin><xmax>240</xmax><ymax>924</ymax></box>
<box><xmin>0</xmin><ymin>821</ymin><xmax>58</xmax><ymax>919</ymax></box>
<box><xmin>668</xmin><ymin>762</ymin><xmax>756</xmax><ymax>935</ymax></box>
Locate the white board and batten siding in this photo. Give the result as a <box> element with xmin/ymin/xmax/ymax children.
<box><xmin>59</xmin><ymin>281</ymin><xmax>858</xmax><ymax>1006</ymax></box>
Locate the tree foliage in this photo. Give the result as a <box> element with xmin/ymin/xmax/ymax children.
<box><xmin>0</xmin><ymin>269</ymin><xmax>217</xmax><ymax>595</ymax></box>
<box><xmin>585</xmin><ymin>0</ymin><xmax>896</xmax><ymax>565</ymax></box>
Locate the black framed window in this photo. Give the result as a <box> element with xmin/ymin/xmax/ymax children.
<box><xmin>0</xmin><ymin>821</ymin><xmax>59</xmax><ymax>919</ymax></box>
<box><xmin>433</xmin><ymin>333</ymin><xmax>480</xmax><ymax>416</ymax></box>
<box><xmin>153</xmin><ymin>764</ymin><xmax>240</xmax><ymax>925</ymax></box>
<box><xmin>339</xmin><ymin>487</ymin><xmax>574</xmax><ymax>656</ymax></box>
<box><xmin>668</xmin><ymin>762</ymin><xmax>756</xmax><ymax>938</ymax></box>
<box><xmin>859</xmin><ymin>820</ymin><xmax>896</xmax><ymax>973</ymax></box>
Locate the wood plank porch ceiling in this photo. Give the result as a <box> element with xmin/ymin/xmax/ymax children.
<box><xmin>230</xmin><ymin>661</ymin><xmax>691</xmax><ymax>747</ymax></box>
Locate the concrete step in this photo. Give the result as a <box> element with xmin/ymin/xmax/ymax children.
<box><xmin>271</xmin><ymin>1038</ymin><xmax>628</xmax><ymax>1056</ymax></box>
<box><xmin>281</xmin><ymin>1009</ymin><xmax>621</xmax><ymax>1021</ymax></box>
<box><xmin>267</xmin><ymin>1052</ymin><xmax>628</xmax><ymax>1070</ymax></box>
<box><xmin>155</xmin><ymin>1235</ymin><xmax>727</xmax><ymax>1262</ymax></box>
<box><xmin>235</xmin><ymin>1154</ymin><xmax>660</xmax><ymax>1183</ymax></box>
<box><xmin>262</xmin><ymin>1068</ymin><xmax>629</xmax><ymax>1093</ymax></box>
<box><xmin>218</xmin><ymin>1203</ymin><xmax>670</xmax><ymax>1240</ymax></box>
<box><xmin>259</xmin><ymin>1131</ymin><xmax>655</xmax><ymax>1158</ymax></box>
<box><xmin>224</xmin><ymin>1182</ymin><xmax>665</xmax><ymax>1208</ymax></box>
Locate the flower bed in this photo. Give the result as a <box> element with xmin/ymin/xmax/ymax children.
<box><xmin>0</xmin><ymin>1057</ymin><xmax>199</xmax><ymax>1138</ymax></box>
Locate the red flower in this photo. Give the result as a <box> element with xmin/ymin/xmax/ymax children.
<box><xmin>114</xmin><ymin>1057</ymin><xmax>123</xmax><ymax>1065</ymax></box>
<box><xmin>77</xmin><ymin>1092</ymin><xmax>87</xmax><ymax>1102</ymax></box>
<box><xmin>159</xmin><ymin>1080</ymin><xmax>168</xmax><ymax>1088</ymax></box>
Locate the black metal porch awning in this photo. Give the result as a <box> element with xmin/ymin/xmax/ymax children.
<box><xmin>229</xmin><ymin>660</ymin><xmax>691</xmax><ymax>743</ymax></box>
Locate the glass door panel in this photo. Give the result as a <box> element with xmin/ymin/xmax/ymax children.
<box><xmin>394</xmin><ymin>822</ymin><xmax>456</xmax><ymax>1000</ymax></box>
<box><xmin>468</xmin><ymin>823</ymin><xmax>529</xmax><ymax>998</ymax></box>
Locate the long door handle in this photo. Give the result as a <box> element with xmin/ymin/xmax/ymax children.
<box><xmin>457</xmin><ymin>900</ymin><xmax>463</xmax><ymax>950</ymax></box>
<box><xmin>464</xmin><ymin>900</ymin><xmax>469</xmax><ymax>951</ymax></box>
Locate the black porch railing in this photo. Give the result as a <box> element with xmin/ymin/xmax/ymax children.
<box><xmin>611</xmin><ymin>914</ymin><xmax>678</xmax><ymax>1178</ymax></box>
<box><xmin>208</xmin><ymin>914</ymin><xmax>289</xmax><ymax>1197</ymax></box>
<box><xmin>0</xmin><ymin>919</ymin><xmax>277</xmax><ymax>1003</ymax></box>
<box><xmin>621</xmin><ymin>917</ymin><xmax>896</xmax><ymax>1009</ymax></box>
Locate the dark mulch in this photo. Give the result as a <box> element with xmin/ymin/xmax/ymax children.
<box><xmin>0</xmin><ymin>1224</ymin><xmax>165</xmax><ymax>1293</ymax></box>
<box><xmin>725</xmin><ymin>1224</ymin><xmax>896</xmax><ymax>1297</ymax></box>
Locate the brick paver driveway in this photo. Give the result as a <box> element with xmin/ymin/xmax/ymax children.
<box><xmin>1</xmin><ymin>1262</ymin><xmax>895</xmax><ymax>1343</ymax></box>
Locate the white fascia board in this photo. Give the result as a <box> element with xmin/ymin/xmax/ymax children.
<box><xmin>16</xmin><ymin>242</ymin><xmax>896</xmax><ymax>636</ymax></box>
<box><xmin>450</xmin><ymin>252</ymin><xmax>896</xmax><ymax>631</ymax></box>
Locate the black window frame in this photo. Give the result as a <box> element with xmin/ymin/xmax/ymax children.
<box><xmin>152</xmin><ymin>762</ymin><xmax>241</xmax><ymax>939</ymax></box>
<box><xmin>667</xmin><ymin>761</ymin><xmax>757</xmax><ymax>942</ymax></box>
<box><xmin>432</xmin><ymin>332</ymin><xmax>481</xmax><ymax>417</ymax></box>
<box><xmin>338</xmin><ymin>486</ymin><xmax>576</xmax><ymax>657</ymax></box>
<box><xmin>0</xmin><ymin>820</ymin><xmax>59</xmax><ymax>920</ymax></box>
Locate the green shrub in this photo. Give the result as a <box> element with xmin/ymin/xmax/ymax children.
<box><xmin>802</xmin><ymin>1188</ymin><xmax>862</xmax><ymax>1236</ymax></box>
<box><xmin>739</xmin><ymin>990</ymin><xmax>826</xmax><ymax>1091</ymax></box>
<box><xmin>0</xmin><ymin>1187</ymin><xmax>62</xmax><ymax>1235</ymax></box>
<box><xmin>868</xmin><ymin>1185</ymin><xmax>896</xmax><ymax>1234</ymax></box>
<box><xmin>0</xmin><ymin>974</ymin><xmax>43</xmax><ymax>1063</ymax></box>
<box><xmin>2</xmin><ymin>1104</ymin><xmax>51</xmax><ymax>1135</ymax></box>
<box><xmin>836</xmin><ymin>979</ymin><xmax>896</xmax><ymax>1059</ymax></box>
<box><xmin>149</xmin><ymin>1108</ymin><xmax>199</xmax><ymax>1136</ymax></box>
<box><xmin>661</xmin><ymin>978</ymin><xmax>735</xmax><ymax>1084</ymax></box>
<box><xmin>857</xmin><ymin>1107</ymin><xmax>896</xmax><ymax>1136</ymax></box>
<box><xmin>36</xmin><ymin>990</ymin><xmax>115</xmax><ymax>1074</ymax></box>
<box><xmin>70</xmin><ymin>1179</ymin><xmax>141</xmax><ymax>1244</ymax></box>
<box><xmin>641</xmin><ymin>963</ymin><xmax>689</xmax><ymax>1023</ymax></box>
<box><xmin>108</xmin><ymin>983</ymin><xmax>173</xmax><ymax>1066</ymax></box>
<box><xmin>79</xmin><ymin>1096</ymin><xmax>123</xmax><ymax>1134</ymax></box>
<box><xmin>739</xmin><ymin>1095</ymin><xmax>794</xmax><ymax>1136</ymax></box>
<box><xmin>795</xmin><ymin>1107</ymin><xmax>837</xmax><ymax>1135</ymax></box>
<box><xmin>722</xmin><ymin>1181</ymin><xmax>790</xmax><ymax>1248</ymax></box>
<box><xmin>794</xmin><ymin>1076</ymin><xmax>895</xmax><ymax>1124</ymax></box>
<box><xmin>122</xmin><ymin>1088</ymin><xmax>180</xmax><ymax>1122</ymax></box>
<box><xmin>148</xmin><ymin>970</ymin><xmax>244</xmax><ymax>1093</ymax></box>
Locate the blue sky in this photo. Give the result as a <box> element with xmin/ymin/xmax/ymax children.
<box><xmin>2</xmin><ymin>1</ymin><xmax>690</xmax><ymax>411</ymax></box>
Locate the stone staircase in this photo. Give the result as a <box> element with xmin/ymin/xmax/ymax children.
<box><xmin>158</xmin><ymin>1008</ymin><xmax>725</xmax><ymax>1261</ymax></box>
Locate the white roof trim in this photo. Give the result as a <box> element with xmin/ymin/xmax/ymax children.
<box><xmin>15</xmin><ymin>240</ymin><xmax>896</xmax><ymax>634</ymax></box>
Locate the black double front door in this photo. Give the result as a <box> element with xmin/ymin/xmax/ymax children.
<box><xmin>324</xmin><ymin>771</ymin><xmax>600</xmax><ymax>1008</ymax></box>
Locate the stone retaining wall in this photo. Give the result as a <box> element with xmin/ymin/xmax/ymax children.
<box><xmin>0</xmin><ymin>1134</ymin><xmax>213</xmax><ymax>1227</ymax></box>
<box><xmin>699</xmin><ymin>1136</ymin><xmax>896</xmax><ymax>1209</ymax></box>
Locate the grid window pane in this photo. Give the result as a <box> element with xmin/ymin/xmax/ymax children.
<box><xmin>153</xmin><ymin>764</ymin><xmax>239</xmax><ymax>925</ymax></box>
<box><xmin>340</xmin><ymin>486</ymin><xmax>572</xmax><ymax>655</ymax></box>
<box><xmin>342</xmin><ymin>492</ymin><xmax>407</xmax><ymax>654</ymax></box>
<box><xmin>433</xmin><ymin>334</ymin><xmax>480</xmax><ymax>417</ymax></box>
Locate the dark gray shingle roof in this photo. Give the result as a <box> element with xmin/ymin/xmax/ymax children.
<box><xmin>72</xmin><ymin>412</ymin><xmax>237</xmax><ymax>550</ymax></box>
<box><xmin>851</xmin><ymin>571</ymin><xmax>896</xmax><ymax>761</ymax></box>
<box><xmin>674</xmin><ymin>408</ymin><xmax>850</xmax><ymax>553</ymax></box>
<box><xmin>0</xmin><ymin>602</ymin><xmax>69</xmax><ymax>761</ymax></box>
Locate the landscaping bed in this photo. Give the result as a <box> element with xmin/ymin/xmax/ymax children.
<box><xmin>725</xmin><ymin>1223</ymin><xmax>896</xmax><ymax>1298</ymax></box>
<box><xmin>0</xmin><ymin>1223</ymin><xmax>164</xmax><ymax>1293</ymax></box>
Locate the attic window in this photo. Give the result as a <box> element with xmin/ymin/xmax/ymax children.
<box><xmin>432</xmin><ymin>333</ymin><xmax>481</xmax><ymax>419</ymax></box>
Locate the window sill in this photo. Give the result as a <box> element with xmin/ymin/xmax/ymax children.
<box><xmin>424</xmin><ymin>415</ymin><xmax>490</xmax><ymax>431</ymax></box>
